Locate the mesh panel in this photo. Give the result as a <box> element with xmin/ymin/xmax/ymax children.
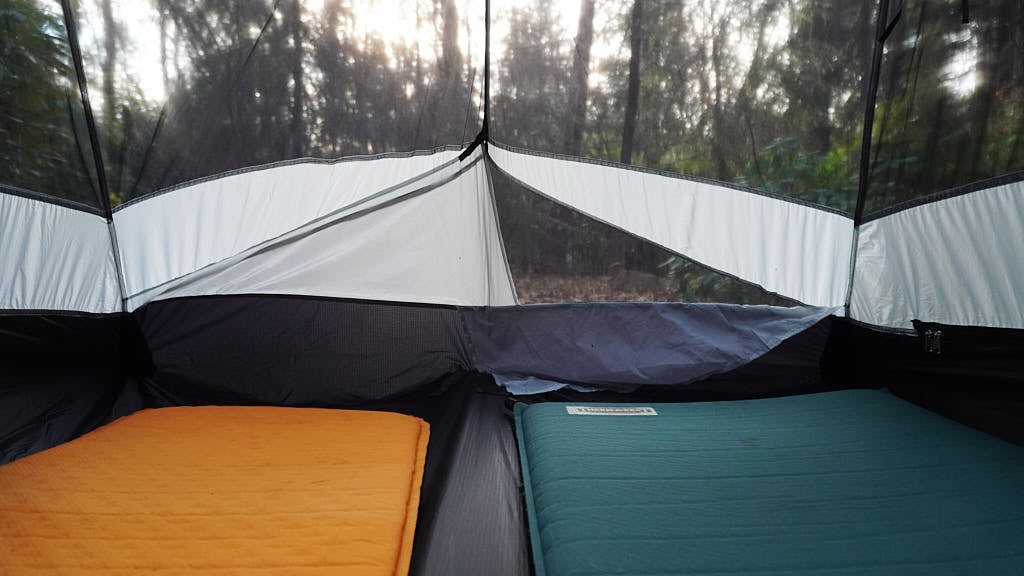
<box><xmin>865</xmin><ymin>0</ymin><xmax>1024</xmax><ymax>215</ymax></box>
<box><xmin>491</xmin><ymin>167</ymin><xmax>798</xmax><ymax>306</ymax></box>
<box><xmin>69</xmin><ymin>0</ymin><xmax>484</xmax><ymax>204</ymax></box>
<box><xmin>0</xmin><ymin>0</ymin><xmax>100</xmax><ymax>208</ymax></box>
<box><xmin>491</xmin><ymin>0</ymin><xmax>872</xmax><ymax>213</ymax></box>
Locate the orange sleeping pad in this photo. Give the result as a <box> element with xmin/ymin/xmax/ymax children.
<box><xmin>0</xmin><ymin>406</ymin><xmax>429</xmax><ymax>575</ymax></box>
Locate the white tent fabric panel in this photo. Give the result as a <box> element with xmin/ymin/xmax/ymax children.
<box><xmin>490</xmin><ymin>146</ymin><xmax>853</xmax><ymax>308</ymax></box>
<box><xmin>850</xmin><ymin>181</ymin><xmax>1024</xmax><ymax>330</ymax></box>
<box><xmin>0</xmin><ymin>194</ymin><xmax>121</xmax><ymax>313</ymax></box>
<box><xmin>115</xmin><ymin>150</ymin><xmax>461</xmax><ymax>308</ymax></box>
<box><xmin>153</xmin><ymin>159</ymin><xmax>516</xmax><ymax>307</ymax></box>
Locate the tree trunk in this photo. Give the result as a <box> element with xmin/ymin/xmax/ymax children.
<box><xmin>610</xmin><ymin>0</ymin><xmax>643</xmax><ymax>270</ymax></box>
<box><xmin>432</xmin><ymin>0</ymin><xmax>462</xmax><ymax>145</ymax></box>
<box><xmin>564</xmin><ymin>0</ymin><xmax>595</xmax><ymax>156</ymax></box>
<box><xmin>101</xmin><ymin>0</ymin><xmax>116</xmax><ymax>128</ymax></box>
<box><xmin>159</xmin><ymin>1</ymin><xmax>169</xmax><ymax>94</ymax></box>
<box><xmin>808</xmin><ymin>8</ymin><xmax>832</xmax><ymax>153</ymax></box>
<box><xmin>710</xmin><ymin>18</ymin><xmax>731</xmax><ymax>180</ymax></box>
<box><xmin>620</xmin><ymin>0</ymin><xmax>642</xmax><ymax>165</ymax></box>
<box><xmin>968</xmin><ymin>15</ymin><xmax>1010</xmax><ymax>180</ymax></box>
<box><xmin>288</xmin><ymin>0</ymin><xmax>305</xmax><ymax>158</ymax></box>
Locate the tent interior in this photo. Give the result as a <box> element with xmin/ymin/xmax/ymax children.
<box><xmin>2</xmin><ymin>0</ymin><xmax>1023</xmax><ymax>574</ymax></box>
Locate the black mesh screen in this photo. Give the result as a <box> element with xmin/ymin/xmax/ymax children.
<box><xmin>0</xmin><ymin>0</ymin><xmax>101</xmax><ymax>208</ymax></box>
<box><xmin>491</xmin><ymin>0</ymin><xmax>873</xmax><ymax>213</ymax></box>
<box><xmin>68</xmin><ymin>0</ymin><xmax>484</xmax><ymax>204</ymax></box>
<box><xmin>491</xmin><ymin>166</ymin><xmax>798</xmax><ymax>305</ymax></box>
<box><xmin>865</xmin><ymin>0</ymin><xmax>1024</xmax><ymax>215</ymax></box>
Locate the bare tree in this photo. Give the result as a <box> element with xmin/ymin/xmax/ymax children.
<box><xmin>620</xmin><ymin>0</ymin><xmax>642</xmax><ymax>165</ymax></box>
<box><xmin>564</xmin><ymin>0</ymin><xmax>595</xmax><ymax>156</ymax></box>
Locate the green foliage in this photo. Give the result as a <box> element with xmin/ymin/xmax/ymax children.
<box><xmin>0</xmin><ymin>0</ymin><xmax>96</xmax><ymax>204</ymax></box>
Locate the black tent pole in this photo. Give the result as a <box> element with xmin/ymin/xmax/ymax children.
<box><xmin>484</xmin><ymin>0</ymin><xmax>490</xmax><ymax>140</ymax></box>
<box><xmin>845</xmin><ymin>0</ymin><xmax>900</xmax><ymax>318</ymax></box>
<box><xmin>459</xmin><ymin>0</ymin><xmax>490</xmax><ymax>161</ymax></box>
<box><xmin>60</xmin><ymin>0</ymin><xmax>128</xmax><ymax>312</ymax></box>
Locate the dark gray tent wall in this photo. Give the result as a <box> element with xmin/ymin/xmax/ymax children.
<box><xmin>1</xmin><ymin>0</ymin><xmax>1023</xmax><ymax>574</ymax></box>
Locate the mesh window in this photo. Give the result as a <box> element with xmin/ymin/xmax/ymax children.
<box><xmin>491</xmin><ymin>167</ymin><xmax>798</xmax><ymax>306</ymax></box>
<box><xmin>491</xmin><ymin>0</ymin><xmax>872</xmax><ymax>213</ymax></box>
<box><xmin>0</xmin><ymin>0</ymin><xmax>100</xmax><ymax>209</ymax></box>
<box><xmin>865</xmin><ymin>0</ymin><xmax>1024</xmax><ymax>215</ymax></box>
<box><xmin>68</xmin><ymin>0</ymin><xmax>485</xmax><ymax>205</ymax></box>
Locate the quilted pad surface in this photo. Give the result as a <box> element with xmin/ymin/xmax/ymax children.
<box><xmin>515</xmin><ymin>389</ymin><xmax>1024</xmax><ymax>576</ymax></box>
<box><xmin>0</xmin><ymin>406</ymin><xmax>429</xmax><ymax>575</ymax></box>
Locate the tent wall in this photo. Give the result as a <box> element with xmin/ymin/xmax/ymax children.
<box><xmin>850</xmin><ymin>178</ymin><xmax>1024</xmax><ymax>329</ymax></box>
<box><xmin>823</xmin><ymin>319</ymin><xmax>1024</xmax><ymax>446</ymax></box>
<box><xmin>490</xmin><ymin>144</ymin><xmax>854</xmax><ymax>308</ymax></box>
<box><xmin>113</xmin><ymin>149</ymin><xmax>468</xmax><ymax>309</ymax></box>
<box><xmin>148</xmin><ymin>155</ymin><xmax>515</xmax><ymax>307</ymax></box>
<box><xmin>0</xmin><ymin>192</ymin><xmax>120</xmax><ymax>313</ymax></box>
<box><xmin>0</xmin><ymin>313</ymin><xmax>148</xmax><ymax>464</ymax></box>
<box><xmin>132</xmin><ymin>296</ymin><xmax>471</xmax><ymax>406</ymax></box>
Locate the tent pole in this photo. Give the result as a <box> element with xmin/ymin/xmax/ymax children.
<box><xmin>459</xmin><ymin>0</ymin><xmax>490</xmax><ymax>161</ymax></box>
<box><xmin>484</xmin><ymin>0</ymin><xmax>490</xmax><ymax>135</ymax></box>
<box><xmin>845</xmin><ymin>0</ymin><xmax>901</xmax><ymax>318</ymax></box>
<box><xmin>60</xmin><ymin>0</ymin><xmax>128</xmax><ymax>313</ymax></box>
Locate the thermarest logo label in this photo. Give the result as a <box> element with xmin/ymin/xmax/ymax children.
<box><xmin>565</xmin><ymin>406</ymin><xmax>658</xmax><ymax>416</ymax></box>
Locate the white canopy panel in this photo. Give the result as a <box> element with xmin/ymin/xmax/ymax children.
<box><xmin>153</xmin><ymin>158</ymin><xmax>516</xmax><ymax>307</ymax></box>
<box><xmin>490</xmin><ymin>145</ymin><xmax>854</xmax><ymax>308</ymax></box>
<box><xmin>0</xmin><ymin>193</ymin><xmax>121</xmax><ymax>313</ymax></box>
<box><xmin>115</xmin><ymin>149</ymin><xmax>462</xmax><ymax>309</ymax></box>
<box><xmin>850</xmin><ymin>180</ymin><xmax>1024</xmax><ymax>329</ymax></box>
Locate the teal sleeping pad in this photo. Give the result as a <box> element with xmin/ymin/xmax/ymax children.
<box><xmin>514</xmin><ymin>389</ymin><xmax>1024</xmax><ymax>576</ymax></box>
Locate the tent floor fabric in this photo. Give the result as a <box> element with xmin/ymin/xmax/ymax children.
<box><xmin>515</xmin><ymin>389</ymin><xmax>1024</xmax><ymax>576</ymax></box>
<box><xmin>0</xmin><ymin>406</ymin><xmax>429</xmax><ymax>575</ymax></box>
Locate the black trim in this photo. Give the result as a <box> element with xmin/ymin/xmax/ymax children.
<box><xmin>489</xmin><ymin>156</ymin><xmax>807</xmax><ymax>308</ymax></box>
<box><xmin>483</xmin><ymin>0</ymin><xmax>490</xmax><ymax>130</ymax></box>
<box><xmin>853</xmin><ymin>0</ymin><xmax>893</xmax><ymax>228</ymax></box>
<box><xmin>63</xmin><ymin>89</ymin><xmax>100</xmax><ymax>206</ymax></box>
<box><xmin>60</xmin><ymin>0</ymin><xmax>111</xmax><ymax>218</ymax></box>
<box><xmin>113</xmin><ymin>143</ymin><xmax>471</xmax><ymax>212</ymax></box>
<box><xmin>456</xmin><ymin>0</ymin><xmax>490</xmax><ymax>163</ymax></box>
<box><xmin>142</xmin><ymin>292</ymin><xmax>462</xmax><ymax>312</ymax></box>
<box><xmin>458</xmin><ymin>128</ymin><xmax>488</xmax><ymax>162</ymax></box>
<box><xmin>126</xmin><ymin>155</ymin><xmax>483</xmax><ymax>304</ymax></box>
<box><xmin>844</xmin><ymin>315</ymin><xmax>916</xmax><ymax>336</ymax></box>
<box><xmin>0</xmin><ymin>183</ymin><xmax>105</xmax><ymax>217</ymax></box>
<box><xmin>0</xmin><ymin>309</ymin><xmax>123</xmax><ymax>319</ymax></box>
<box><xmin>489</xmin><ymin>140</ymin><xmax>852</xmax><ymax>218</ymax></box>
<box><xmin>241</xmin><ymin>0</ymin><xmax>282</xmax><ymax>73</ymax></box>
<box><xmin>60</xmin><ymin>0</ymin><xmax>128</xmax><ymax>312</ymax></box>
<box><xmin>861</xmin><ymin>170</ymin><xmax>1024</xmax><ymax>224</ymax></box>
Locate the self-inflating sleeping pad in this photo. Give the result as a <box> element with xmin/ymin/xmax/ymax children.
<box><xmin>0</xmin><ymin>406</ymin><xmax>429</xmax><ymax>575</ymax></box>
<box><xmin>515</xmin><ymin>389</ymin><xmax>1024</xmax><ymax>576</ymax></box>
